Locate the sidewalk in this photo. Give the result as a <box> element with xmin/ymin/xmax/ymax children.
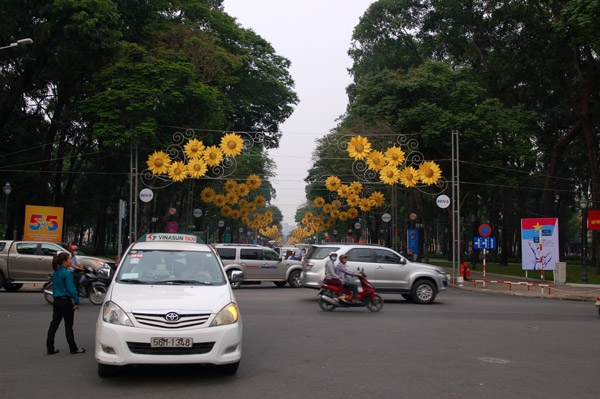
<box><xmin>443</xmin><ymin>267</ymin><xmax>600</xmax><ymax>301</ymax></box>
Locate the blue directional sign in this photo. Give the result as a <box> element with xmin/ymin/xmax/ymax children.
<box><xmin>473</xmin><ymin>236</ymin><xmax>496</xmax><ymax>249</ymax></box>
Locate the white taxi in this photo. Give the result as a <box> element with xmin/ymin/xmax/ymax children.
<box><xmin>95</xmin><ymin>233</ymin><xmax>243</xmax><ymax>377</ymax></box>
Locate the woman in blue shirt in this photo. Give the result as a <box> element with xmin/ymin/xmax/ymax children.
<box><xmin>45</xmin><ymin>252</ymin><xmax>85</xmax><ymax>355</ymax></box>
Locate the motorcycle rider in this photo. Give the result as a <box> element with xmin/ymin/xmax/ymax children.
<box><xmin>324</xmin><ymin>252</ymin><xmax>341</xmax><ymax>285</ymax></box>
<box><xmin>335</xmin><ymin>254</ymin><xmax>361</xmax><ymax>304</ymax></box>
<box><xmin>68</xmin><ymin>244</ymin><xmax>84</xmax><ymax>292</ymax></box>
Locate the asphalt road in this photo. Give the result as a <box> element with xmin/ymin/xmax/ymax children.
<box><xmin>1</xmin><ymin>285</ymin><xmax>598</xmax><ymax>399</ymax></box>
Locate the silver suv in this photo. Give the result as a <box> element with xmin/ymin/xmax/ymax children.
<box><xmin>213</xmin><ymin>244</ymin><xmax>303</xmax><ymax>289</ymax></box>
<box><xmin>301</xmin><ymin>244</ymin><xmax>448</xmax><ymax>304</ymax></box>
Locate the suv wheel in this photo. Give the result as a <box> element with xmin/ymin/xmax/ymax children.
<box><xmin>287</xmin><ymin>270</ymin><xmax>302</xmax><ymax>288</ymax></box>
<box><xmin>411</xmin><ymin>280</ymin><xmax>436</xmax><ymax>304</ymax></box>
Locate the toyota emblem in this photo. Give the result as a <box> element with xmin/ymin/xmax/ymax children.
<box><xmin>165</xmin><ymin>312</ymin><xmax>180</xmax><ymax>322</ymax></box>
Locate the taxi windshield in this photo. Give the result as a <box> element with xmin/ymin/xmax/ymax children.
<box><xmin>117</xmin><ymin>250</ymin><xmax>225</xmax><ymax>285</ymax></box>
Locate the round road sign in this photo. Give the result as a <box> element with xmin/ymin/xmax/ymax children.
<box><xmin>478</xmin><ymin>224</ymin><xmax>492</xmax><ymax>237</ymax></box>
<box><xmin>382</xmin><ymin>213</ymin><xmax>391</xmax><ymax>223</ymax></box>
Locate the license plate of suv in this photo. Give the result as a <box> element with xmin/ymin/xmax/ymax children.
<box><xmin>150</xmin><ymin>337</ymin><xmax>193</xmax><ymax>348</ymax></box>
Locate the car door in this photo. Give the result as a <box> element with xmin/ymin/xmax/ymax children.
<box><xmin>373</xmin><ymin>248</ymin><xmax>409</xmax><ymax>290</ymax></box>
<box><xmin>239</xmin><ymin>248</ymin><xmax>262</xmax><ymax>279</ymax></box>
<box><xmin>37</xmin><ymin>243</ymin><xmax>64</xmax><ymax>278</ymax></box>
<box><xmin>7</xmin><ymin>242</ymin><xmax>40</xmax><ymax>280</ymax></box>
<box><xmin>261</xmin><ymin>248</ymin><xmax>286</xmax><ymax>279</ymax></box>
<box><xmin>344</xmin><ymin>248</ymin><xmax>376</xmax><ymax>284</ymax></box>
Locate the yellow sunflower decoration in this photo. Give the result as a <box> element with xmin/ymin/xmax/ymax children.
<box><xmin>347</xmin><ymin>135</ymin><xmax>371</xmax><ymax>160</ymax></box>
<box><xmin>380</xmin><ymin>165</ymin><xmax>401</xmax><ymax>185</ymax></box>
<box><xmin>313</xmin><ymin>197</ymin><xmax>326</xmax><ymax>208</ymax></box>
<box><xmin>184</xmin><ymin>138</ymin><xmax>205</xmax><ymax>160</ymax></box>
<box><xmin>224</xmin><ymin>179</ymin><xmax>238</xmax><ymax>192</ymax></box>
<box><xmin>385</xmin><ymin>146</ymin><xmax>406</xmax><ymax>166</ymax></box>
<box><xmin>168</xmin><ymin>161</ymin><xmax>188</xmax><ymax>182</ymax></box>
<box><xmin>236</xmin><ymin>183</ymin><xmax>250</xmax><ymax>197</ymax></box>
<box><xmin>347</xmin><ymin>194</ymin><xmax>360</xmax><ymax>207</ymax></box>
<box><xmin>419</xmin><ymin>161</ymin><xmax>442</xmax><ymax>185</ymax></box>
<box><xmin>347</xmin><ymin>207</ymin><xmax>359</xmax><ymax>219</ymax></box>
<box><xmin>399</xmin><ymin>166</ymin><xmax>420</xmax><ymax>187</ymax></box>
<box><xmin>254</xmin><ymin>195</ymin><xmax>266</xmax><ymax>207</ymax></box>
<box><xmin>337</xmin><ymin>184</ymin><xmax>350</xmax><ymax>198</ymax></box>
<box><xmin>246</xmin><ymin>174</ymin><xmax>262</xmax><ymax>190</ymax></box>
<box><xmin>369</xmin><ymin>191</ymin><xmax>386</xmax><ymax>207</ymax></box>
<box><xmin>187</xmin><ymin>159</ymin><xmax>207</xmax><ymax>178</ymax></box>
<box><xmin>146</xmin><ymin>151</ymin><xmax>171</xmax><ymax>175</ymax></box>
<box><xmin>359</xmin><ymin>197</ymin><xmax>372</xmax><ymax>212</ymax></box>
<box><xmin>213</xmin><ymin>194</ymin><xmax>227</xmax><ymax>207</ymax></box>
<box><xmin>325</xmin><ymin>175</ymin><xmax>342</xmax><ymax>191</ymax></box>
<box><xmin>220</xmin><ymin>132</ymin><xmax>244</xmax><ymax>157</ymax></box>
<box><xmin>203</xmin><ymin>145</ymin><xmax>224</xmax><ymax>167</ymax></box>
<box><xmin>349</xmin><ymin>181</ymin><xmax>363</xmax><ymax>195</ymax></box>
<box><xmin>200</xmin><ymin>187</ymin><xmax>215</xmax><ymax>202</ymax></box>
<box><xmin>366</xmin><ymin>150</ymin><xmax>385</xmax><ymax>171</ymax></box>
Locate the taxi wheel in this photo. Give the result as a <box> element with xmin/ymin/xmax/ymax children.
<box><xmin>218</xmin><ymin>361</ymin><xmax>240</xmax><ymax>374</ymax></box>
<box><xmin>98</xmin><ymin>363</ymin><xmax>120</xmax><ymax>378</ymax></box>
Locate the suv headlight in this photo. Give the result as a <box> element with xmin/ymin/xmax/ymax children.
<box><xmin>102</xmin><ymin>301</ymin><xmax>134</xmax><ymax>326</ymax></box>
<box><xmin>210</xmin><ymin>302</ymin><xmax>239</xmax><ymax>327</ymax></box>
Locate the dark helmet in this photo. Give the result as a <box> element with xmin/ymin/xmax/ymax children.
<box><xmin>68</xmin><ymin>245</ymin><xmax>78</xmax><ymax>253</ymax></box>
<box><xmin>339</xmin><ymin>254</ymin><xmax>348</xmax><ymax>259</ymax></box>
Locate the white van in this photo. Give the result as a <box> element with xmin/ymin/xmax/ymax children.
<box><xmin>95</xmin><ymin>233</ymin><xmax>243</xmax><ymax>377</ymax></box>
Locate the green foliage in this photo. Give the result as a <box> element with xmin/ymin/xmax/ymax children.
<box><xmin>0</xmin><ymin>0</ymin><xmax>297</xmax><ymax>249</ymax></box>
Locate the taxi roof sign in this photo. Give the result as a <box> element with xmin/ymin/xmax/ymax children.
<box><xmin>137</xmin><ymin>233</ymin><xmax>204</xmax><ymax>244</ymax></box>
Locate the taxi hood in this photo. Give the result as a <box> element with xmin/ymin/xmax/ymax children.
<box><xmin>108</xmin><ymin>283</ymin><xmax>234</xmax><ymax>313</ymax></box>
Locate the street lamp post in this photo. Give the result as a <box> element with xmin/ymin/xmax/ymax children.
<box><xmin>580</xmin><ymin>198</ymin><xmax>589</xmax><ymax>283</ymax></box>
<box><xmin>3</xmin><ymin>182</ymin><xmax>12</xmax><ymax>238</ymax></box>
<box><xmin>0</xmin><ymin>38</ymin><xmax>33</xmax><ymax>51</ymax></box>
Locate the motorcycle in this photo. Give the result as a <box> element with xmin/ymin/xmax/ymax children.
<box><xmin>44</xmin><ymin>265</ymin><xmax>108</xmax><ymax>305</ymax></box>
<box><xmin>317</xmin><ymin>271</ymin><xmax>384</xmax><ymax>312</ymax></box>
<box><xmin>596</xmin><ymin>297</ymin><xmax>600</xmax><ymax>317</ymax></box>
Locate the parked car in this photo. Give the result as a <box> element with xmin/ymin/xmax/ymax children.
<box><xmin>95</xmin><ymin>233</ymin><xmax>243</xmax><ymax>377</ymax></box>
<box><xmin>213</xmin><ymin>243</ymin><xmax>303</xmax><ymax>288</ymax></box>
<box><xmin>301</xmin><ymin>244</ymin><xmax>448</xmax><ymax>304</ymax></box>
<box><xmin>0</xmin><ymin>240</ymin><xmax>114</xmax><ymax>291</ymax></box>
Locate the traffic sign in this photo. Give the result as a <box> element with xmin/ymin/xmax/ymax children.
<box><xmin>478</xmin><ymin>224</ymin><xmax>492</xmax><ymax>237</ymax></box>
<box><xmin>474</xmin><ymin>236</ymin><xmax>496</xmax><ymax>249</ymax></box>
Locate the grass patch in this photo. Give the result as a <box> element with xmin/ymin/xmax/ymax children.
<box><xmin>428</xmin><ymin>259</ymin><xmax>600</xmax><ymax>285</ymax></box>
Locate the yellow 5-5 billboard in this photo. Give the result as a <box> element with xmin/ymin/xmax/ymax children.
<box><xmin>23</xmin><ymin>205</ymin><xmax>64</xmax><ymax>242</ymax></box>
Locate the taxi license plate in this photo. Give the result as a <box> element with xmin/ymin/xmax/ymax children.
<box><xmin>151</xmin><ymin>337</ymin><xmax>193</xmax><ymax>348</ymax></box>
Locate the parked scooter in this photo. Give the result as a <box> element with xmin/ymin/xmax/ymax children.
<box><xmin>44</xmin><ymin>265</ymin><xmax>108</xmax><ymax>305</ymax></box>
<box><xmin>317</xmin><ymin>271</ymin><xmax>384</xmax><ymax>312</ymax></box>
<box><xmin>596</xmin><ymin>297</ymin><xmax>600</xmax><ymax>317</ymax></box>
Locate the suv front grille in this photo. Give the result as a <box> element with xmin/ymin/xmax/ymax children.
<box><xmin>132</xmin><ymin>311</ymin><xmax>211</xmax><ymax>328</ymax></box>
<box><xmin>127</xmin><ymin>342</ymin><xmax>215</xmax><ymax>355</ymax></box>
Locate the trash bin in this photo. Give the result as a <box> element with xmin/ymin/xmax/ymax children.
<box><xmin>554</xmin><ymin>262</ymin><xmax>566</xmax><ymax>285</ymax></box>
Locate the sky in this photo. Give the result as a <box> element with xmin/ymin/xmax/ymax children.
<box><xmin>223</xmin><ymin>0</ymin><xmax>374</xmax><ymax>231</ymax></box>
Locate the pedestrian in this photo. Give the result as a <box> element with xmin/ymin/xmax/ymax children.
<box><xmin>46</xmin><ymin>251</ymin><xmax>85</xmax><ymax>355</ymax></box>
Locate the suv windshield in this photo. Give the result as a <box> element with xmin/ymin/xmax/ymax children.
<box><xmin>117</xmin><ymin>249</ymin><xmax>225</xmax><ymax>285</ymax></box>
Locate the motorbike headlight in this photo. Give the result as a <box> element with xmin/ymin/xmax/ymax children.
<box><xmin>102</xmin><ymin>301</ymin><xmax>134</xmax><ymax>327</ymax></box>
<box><xmin>210</xmin><ymin>302</ymin><xmax>239</xmax><ymax>327</ymax></box>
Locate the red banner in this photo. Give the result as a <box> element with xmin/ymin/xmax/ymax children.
<box><xmin>588</xmin><ymin>210</ymin><xmax>600</xmax><ymax>231</ymax></box>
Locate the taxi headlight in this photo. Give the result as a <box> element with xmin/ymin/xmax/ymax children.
<box><xmin>102</xmin><ymin>301</ymin><xmax>134</xmax><ymax>327</ymax></box>
<box><xmin>210</xmin><ymin>302</ymin><xmax>239</xmax><ymax>327</ymax></box>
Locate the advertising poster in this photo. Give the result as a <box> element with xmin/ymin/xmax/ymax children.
<box><xmin>588</xmin><ymin>210</ymin><xmax>600</xmax><ymax>231</ymax></box>
<box><xmin>521</xmin><ymin>218</ymin><xmax>559</xmax><ymax>270</ymax></box>
<box><xmin>23</xmin><ymin>205</ymin><xmax>64</xmax><ymax>242</ymax></box>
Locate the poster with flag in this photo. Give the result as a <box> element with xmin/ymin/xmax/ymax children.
<box><xmin>521</xmin><ymin>218</ymin><xmax>559</xmax><ymax>270</ymax></box>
